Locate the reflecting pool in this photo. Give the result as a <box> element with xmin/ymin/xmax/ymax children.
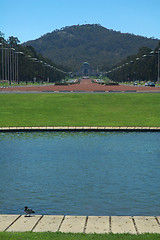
<box><xmin>0</xmin><ymin>131</ymin><xmax>160</xmax><ymax>216</ymax></box>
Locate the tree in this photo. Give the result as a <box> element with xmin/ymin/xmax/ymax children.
<box><xmin>0</xmin><ymin>31</ymin><xmax>5</xmax><ymax>43</ymax></box>
<box><xmin>8</xmin><ymin>36</ymin><xmax>20</xmax><ymax>46</ymax></box>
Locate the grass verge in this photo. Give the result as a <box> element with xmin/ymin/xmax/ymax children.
<box><xmin>0</xmin><ymin>93</ymin><xmax>160</xmax><ymax>127</ymax></box>
<box><xmin>0</xmin><ymin>232</ymin><xmax>160</xmax><ymax>240</ymax></box>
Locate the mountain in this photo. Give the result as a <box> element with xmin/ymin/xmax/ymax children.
<box><xmin>23</xmin><ymin>24</ymin><xmax>159</xmax><ymax>72</ymax></box>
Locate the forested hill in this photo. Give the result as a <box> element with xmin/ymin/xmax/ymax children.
<box><xmin>23</xmin><ymin>24</ymin><xmax>159</xmax><ymax>71</ymax></box>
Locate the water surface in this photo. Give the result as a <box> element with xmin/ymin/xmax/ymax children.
<box><xmin>0</xmin><ymin>131</ymin><xmax>160</xmax><ymax>216</ymax></box>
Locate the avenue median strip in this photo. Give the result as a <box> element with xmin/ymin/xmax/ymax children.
<box><xmin>1</xmin><ymin>93</ymin><xmax>160</xmax><ymax>127</ymax></box>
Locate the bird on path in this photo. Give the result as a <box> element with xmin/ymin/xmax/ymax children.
<box><xmin>24</xmin><ymin>206</ymin><xmax>35</xmax><ymax>216</ymax></box>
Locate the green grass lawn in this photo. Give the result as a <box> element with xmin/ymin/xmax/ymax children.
<box><xmin>0</xmin><ymin>232</ymin><xmax>160</xmax><ymax>240</ymax></box>
<box><xmin>0</xmin><ymin>93</ymin><xmax>160</xmax><ymax>127</ymax></box>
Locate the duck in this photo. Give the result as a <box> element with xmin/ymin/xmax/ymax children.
<box><xmin>24</xmin><ymin>206</ymin><xmax>35</xmax><ymax>216</ymax></box>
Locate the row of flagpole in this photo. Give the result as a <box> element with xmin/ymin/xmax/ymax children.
<box><xmin>0</xmin><ymin>41</ymin><xmax>19</xmax><ymax>85</ymax></box>
<box><xmin>0</xmin><ymin>41</ymin><xmax>69</xmax><ymax>87</ymax></box>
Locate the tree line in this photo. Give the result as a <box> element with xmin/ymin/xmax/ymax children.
<box><xmin>107</xmin><ymin>41</ymin><xmax>160</xmax><ymax>82</ymax></box>
<box><xmin>0</xmin><ymin>32</ymin><xmax>67</xmax><ymax>84</ymax></box>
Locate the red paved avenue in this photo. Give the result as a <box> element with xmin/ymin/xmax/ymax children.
<box><xmin>0</xmin><ymin>78</ymin><xmax>160</xmax><ymax>92</ymax></box>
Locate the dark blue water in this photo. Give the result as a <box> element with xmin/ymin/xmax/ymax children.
<box><xmin>0</xmin><ymin>131</ymin><xmax>160</xmax><ymax>216</ymax></box>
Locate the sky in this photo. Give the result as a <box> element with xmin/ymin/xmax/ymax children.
<box><xmin>1</xmin><ymin>0</ymin><xmax>160</xmax><ymax>43</ymax></box>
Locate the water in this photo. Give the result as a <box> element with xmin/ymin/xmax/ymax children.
<box><xmin>0</xmin><ymin>131</ymin><xmax>160</xmax><ymax>216</ymax></box>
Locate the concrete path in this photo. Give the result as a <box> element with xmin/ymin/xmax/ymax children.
<box><xmin>0</xmin><ymin>126</ymin><xmax>160</xmax><ymax>132</ymax></box>
<box><xmin>0</xmin><ymin>215</ymin><xmax>160</xmax><ymax>234</ymax></box>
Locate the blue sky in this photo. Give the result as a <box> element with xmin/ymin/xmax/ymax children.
<box><xmin>1</xmin><ymin>0</ymin><xmax>160</xmax><ymax>43</ymax></box>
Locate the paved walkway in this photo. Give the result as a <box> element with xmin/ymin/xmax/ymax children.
<box><xmin>0</xmin><ymin>126</ymin><xmax>160</xmax><ymax>131</ymax></box>
<box><xmin>0</xmin><ymin>215</ymin><xmax>160</xmax><ymax>234</ymax></box>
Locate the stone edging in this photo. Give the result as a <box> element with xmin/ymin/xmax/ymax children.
<box><xmin>0</xmin><ymin>126</ymin><xmax>160</xmax><ymax>131</ymax></box>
